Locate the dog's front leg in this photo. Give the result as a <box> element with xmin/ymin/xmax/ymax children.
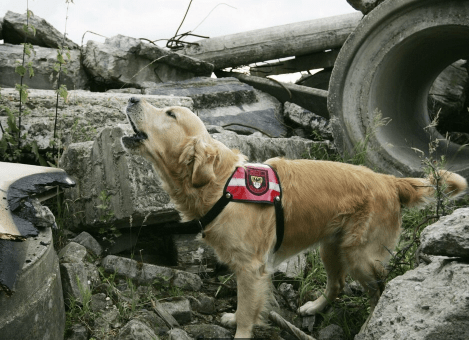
<box><xmin>222</xmin><ymin>268</ymin><xmax>268</xmax><ymax>338</ymax></box>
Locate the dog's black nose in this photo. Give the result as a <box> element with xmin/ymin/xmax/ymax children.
<box><xmin>129</xmin><ymin>97</ymin><xmax>140</xmax><ymax>104</ymax></box>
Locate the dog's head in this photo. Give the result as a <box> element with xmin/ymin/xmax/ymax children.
<box><xmin>121</xmin><ymin>97</ymin><xmax>218</xmax><ymax>188</ymax></box>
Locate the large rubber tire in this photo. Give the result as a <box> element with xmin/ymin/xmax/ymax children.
<box><xmin>328</xmin><ymin>0</ymin><xmax>469</xmax><ymax>178</ymax></box>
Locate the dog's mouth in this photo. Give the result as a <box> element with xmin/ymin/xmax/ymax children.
<box><xmin>127</xmin><ymin>114</ymin><xmax>148</xmax><ymax>141</ymax></box>
<box><xmin>122</xmin><ymin>111</ymin><xmax>148</xmax><ymax>150</ymax></box>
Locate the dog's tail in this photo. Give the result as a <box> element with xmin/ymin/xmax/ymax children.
<box><xmin>395</xmin><ymin>170</ymin><xmax>467</xmax><ymax>208</ymax></box>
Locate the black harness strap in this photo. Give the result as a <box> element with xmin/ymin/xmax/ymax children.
<box><xmin>273</xmin><ymin>197</ymin><xmax>284</xmax><ymax>253</ymax></box>
<box><xmin>198</xmin><ymin>193</ymin><xmax>232</xmax><ymax>237</ymax></box>
<box><xmin>174</xmin><ymin>168</ymin><xmax>285</xmax><ymax>253</ymax></box>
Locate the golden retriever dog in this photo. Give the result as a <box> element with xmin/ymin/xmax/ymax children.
<box><xmin>121</xmin><ymin>97</ymin><xmax>467</xmax><ymax>338</ymax></box>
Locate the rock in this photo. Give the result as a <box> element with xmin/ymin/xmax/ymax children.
<box><xmin>60</xmin><ymin>125</ymin><xmax>317</xmax><ymax>231</ymax></box>
<box><xmin>58</xmin><ymin>241</ymin><xmax>88</xmax><ymax>263</ymax></box>
<box><xmin>66</xmin><ymin>324</ymin><xmax>89</xmax><ymax>340</ymax></box>
<box><xmin>3</xmin><ymin>11</ymin><xmax>78</xmax><ymax>49</ymax></box>
<box><xmin>212</xmin><ymin>130</ymin><xmax>318</xmax><ymax>162</ymax></box>
<box><xmin>82</xmin><ymin>35</ymin><xmax>212</xmax><ymax>90</ymax></box>
<box><xmin>159</xmin><ymin>297</ymin><xmax>193</xmax><ymax>325</ymax></box>
<box><xmin>275</xmin><ymin>253</ymin><xmax>307</xmax><ymax>279</ymax></box>
<box><xmin>318</xmin><ymin>324</ymin><xmax>345</xmax><ymax>340</ymax></box>
<box><xmin>144</xmin><ymin>77</ymin><xmax>286</xmax><ymax>137</ymax></box>
<box><xmin>0</xmin><ymin>44</ymin><xmax>87</xmax><ymax>90</ymax></box>
<box><xmin>302</xmin><ymin>315</ymin><xmax>316</xmax><ymax>333</ymax></box>
<box><xmin>357</xmin><ymin>256</ymin><xmax>469</xmax><ymax>339</ymax></box>
<box><xmin>173</xmin><ymin>234</ymin><xmax>217</xmax><ymax>271</ymax></box>
<box><xmin>420</xmin><ymin>207</ymin><xmax>469</xmax><ymax>259</ymax></box>
<box><xmin>168</xmin><ymin>328</ymin><xmax>193</xmax><ymax>340</ymax></box>
<box><xmin>184</xmin><ymin>324</ymin><xmax>232</xmax><ymax>339</ymax></box>
<box><xmin>101</xmin><ymin>255</ymin><xmax>202</xmax><ymax>291</ymax></box>
<box><xmin>133</xmin><ymin>309</ymin><xmax>169</xmax><ymax>336</ymax></box>
<box><xmin>60</xmin><ymin>125</ymin><xmax>178</xmax><ymax>230</ymax></box>
<box><xmin>90</xmin><ymin>293</ymin><xmax>112</xmax><ymax>313</ymax></box>
<box><xmin>428</xmin><ymin>60</ymin><xmax>469</xmax><ymax>136</ymax></box>
<box><xmin>93</xmin><ymin>306</ymin><xmax>120</xmax><ymax>335</ymax></box>
<box><xmin>71</xmin><ymin>231</ymin><xmax>103</xmax><ymax>257</ymax></box>
<box><xmin>60</xmin><ymin>262</ymin><xmax>101</xmax><ymax>304</ymax></box>
<box><xmin>193</xmin><ymin>294</ymin><xmax>216</xmax><ymax>315</ymax></box>
<box><xmin>0</xmin><ymin>88</ymin><xmax>192</xmax><ymax>150</ymax></box>
<box><xmin>116</xmin><ymin>319</ymin><xmax>159</xmax><ymax>340</ymax></box>
<box><xmin>284</xmin><ymin>101</ymin><xmax>332</xmax><ymax>140</ymax></box>
<box><xmin>346</xmin><ymin>0</ymin><xmax>383</xmax><ymax>15</ymax></box>
<box><xmin>278</xmin><ymin>283</ymin><xmax>298</xmax><ymax>310</ymax></box>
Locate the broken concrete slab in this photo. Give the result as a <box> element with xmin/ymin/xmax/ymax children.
<box><xmin>420</xmin><ymin>207</ymin><xmax>469</xmax><ymax>259</ymax></box>
<box><xmin>283</xmin><ymin>101</ymin><xmax>332</xmax><ymax>140</ymax></box>
<box><xmin>58</xmin><ymin>241</ymin><xmax>88</xmax><ymax>264</ymax></box>
<box><xmin>3</xmin><ymin>11</ymin><xmax>79</xmax><ymax>49</ymax></box>
<box><xmin>216</xmin><ymin>71</ymin><xmax>329</xmax><ymax>120</ymax></box>
<box><xmin>428</xmin><ymin>60</ymin><xmax>469</xmax><ymax>136</ymax></box>
<box><xmin>101</xmin><ymin>255</ymin><xmax>202</xmax><ymax>291</ymax></box>
<box><xmin>60</xmin><ymin>261</ymin><xmax>101</xmax><ymax>304</ymax></box>
<box><xmin>143</xmin><ymin>77</ymin><xmax>286</xmax><ymax>137</ymax></box>
<box><xmin>0</xmin><ymin>228</ymin><xmax>66</xmax><ymax>340</ymax></box>
<box><xmin>0</xmin><ymin>88</ymin><xmax>193</xmax><ymax>150</ymax></box>
<box><xmin>60</xmin><ymin>125</ymin><xmax>318</xmax><ymax>231</ymax></box>
<box><xmin>184</xmin><ymin>324</ymin><xmax>232</xmax><ymax>339</ymax></box>
<box><xmin>71</xmin><ymin>231</ymin><xmax>103</xmax><ymax>257</ymax></box>
<box><xmin>159</xmin><ymin>297</ymin><xmax>193</xmax><ymax>325</ymax></box>
<box><xmin>0</xmin><ymin>44</ymin><xmax>88</xmax><ymax>90</ymax></box>
<box><xmin>83</xmin><ymin>35</ymin><xmax>213</xmax><ymax>90</ymax></box>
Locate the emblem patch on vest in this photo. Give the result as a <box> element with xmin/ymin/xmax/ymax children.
<box><xmin>224</xmin><ymin>163</ymin><xmax>281</xmax><ymax>204</ymax></box>
<box><xmin>246</xmin><ymin>168</ymin><xmax>269</xmax><ymax>195</ymax></box>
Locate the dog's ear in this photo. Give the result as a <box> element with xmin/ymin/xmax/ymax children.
<box><xmin>179</xmin><ymin>138</ymin><xmax>217</xmax><ymax>188</ymax></box>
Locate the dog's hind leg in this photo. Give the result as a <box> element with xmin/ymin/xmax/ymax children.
<box><xmin>298</xmin><ymin>240</ymin><xmax>346</xmax><ymax>316</ymax></box>
<box><xmin>221</xmin><ymin>266</ymin><xmax>271</xmax><ymax>338</ymax></box>
<box><xmin>347</xmin><ymin>248</ymin><xmax>387</xmax><ymax>332</ymax></box>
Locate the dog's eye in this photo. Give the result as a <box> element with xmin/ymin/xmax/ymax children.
<box><xmin>166</xmin><ymin>110</ymin><xmax>176</xmax><ymax>119</ymax></box>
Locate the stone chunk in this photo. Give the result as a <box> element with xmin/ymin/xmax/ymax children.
<box><xmin>357</xmin><ymin>256</ymin><xmax>469</xmax><ymax>339</ymax></box>
<box><xmin>0</xmin><ymin>44</ymin><xmax>87</xmax><ymax>90</ymax></box>
<box><xmin>144</xmin><ymin>77</ymin><xmax>286</xmax><ymax>137</ymax></box>
<box><xmin>58</xmin><ymin>241</ymin><xmax>87</xmax><ymax>264</ymax></box>
<box><xmin>318</xmin><ymin>324</ymin><xmax>345</xmax><ymax>340</ymax></box>
<box><xmin>66</xmin><ymin>324</ymin><xmax>89</xmax><ymax>340</ymax></box>
<box><xmin>0</xmin><ymin>88</ymin><xmax>192</xmax><ymax>150</ymax></box>
<box><xmin>83</xmin><ymin>35</ymin><xmax>212</xmax><ymax>90</ymax></box>
<box><xmin>159</xmin><ymin>297</ymin><xmax>193</xmax><ymax>325</ymax></box>
<box><xmin>284</xmin><ymin>101</ymin><xmax>331</xmax><ymax>139</ymax></box>
<box><xmin>420</xmin><ymin>207</ymin><xmax>469</xmax><ymax>258</ymax></box>
<box><xmin>60</xmin><ymin>262</ymin><xmax>101</xmax><ymax>303</ymax></box>
<box><xmin>168</xmin><ymin>328</ymin><xmax>193</xmax><ymax>340</ymax></box>
<box><xmin>116</xmin><ymin>319</ymin><xmax>159</xmax><ymax>340</ymax></box>
<box><xmin>101</xmin><ymin>255</ymin><xmax>202</xmax><ymax>291</ymax></box>
<box><xmin>71</xmin><ymin>231</ymin><xmax>103</xmax><ymax>257</ymax></box>
<box><xmin>184</xmin><ymin>324</ymin><xmax>232</xmax><ymax>339</ymax></box>
<box><xmin>3</xmin><ymin>11</ymin><xmax>78</xmax><ymax>49</ymax></box>
<box><xmin>275</xmin><ymin>253</ymin><xmax>307</xmax><ymax>279</ymax></box>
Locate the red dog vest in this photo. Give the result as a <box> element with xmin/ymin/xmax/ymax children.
<box><xmin>224</xmin><ymin>164</ymin><xmax>281</xmax><ymax>204</ymax></box>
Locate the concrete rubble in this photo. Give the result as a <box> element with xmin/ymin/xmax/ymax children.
<box><xmin>357</xmin><ymin>208</ymin><xmax>469</xmax><ymax>339</ymax></box>
<box><xmin>83</xmin><ymin>35</ymin><xmax>213</xmax><ymax>90</ymax></box>
<box><xmin>2</xmin><ymin>11</ymin><xmax>78</xmax><ymax>49</ymax></box>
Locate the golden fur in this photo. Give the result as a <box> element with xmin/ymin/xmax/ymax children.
<box><xmin>121</xmin><ymin>98</ymin><xmax>468</xmax><ymax>338</ymax></box>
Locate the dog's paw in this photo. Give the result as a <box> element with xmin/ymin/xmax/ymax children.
<box><xmin>298</xmin><ymin>297</ymin><xmax>327</xmax><ymax>316</ymax></box>
<box><xmin>221</xmin><ymin>313</ymin><xmax>236</xmax><ymax>328</ymax></box>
